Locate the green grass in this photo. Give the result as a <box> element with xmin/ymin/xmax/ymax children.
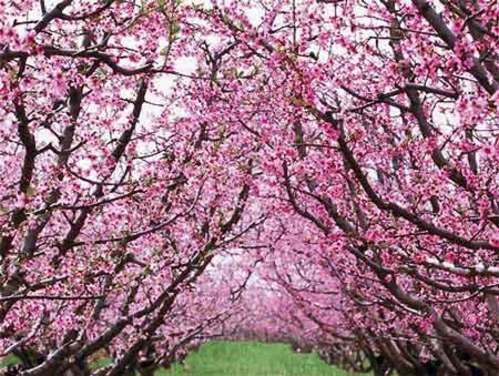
<box><xmin>160</xmin><ymin>341</ymin><xmax>367</xmax><ymax>376</ymax></box>
<box><xmin>1</xmin><ymin>341</ymin><xmax>367</xmax><ymax>376</ymax></box>
<box><xmin>0</xmin><ymin>355</ymin><xmax>19</xmax><ymax>368</ymax></box>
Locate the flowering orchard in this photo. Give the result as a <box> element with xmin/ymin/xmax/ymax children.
<box><xmin>0</xmin><ymin>0</ymin><xmax>498</xmax><ymax>375</ymax></box>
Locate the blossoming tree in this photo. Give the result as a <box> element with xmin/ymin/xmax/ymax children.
<box><xmin>0</xmin><ymin>0</ymin><xmax>498</xmax><ymax>375</ymax></box>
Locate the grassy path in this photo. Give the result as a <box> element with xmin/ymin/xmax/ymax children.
<box><xmin>1</xmin><ymin>341</ymin><xmax>367</xmax><ymax>375</ymax></box>
<box><xmin>160</xmin><ymin>341</ymin><xmax>366</xmax><ymax>376</ymax></box>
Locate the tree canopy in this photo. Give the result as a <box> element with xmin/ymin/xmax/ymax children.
<box><xmin>0</xmin><ymin>0</ymin><xmax>498</xmax><ymax>375</ymax></box>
